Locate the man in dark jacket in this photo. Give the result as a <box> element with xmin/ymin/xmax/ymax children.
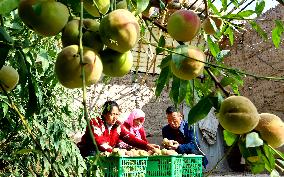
<box><xmin>162</xmin><ymin>106</ymin><xmax>208</xmax><ymax>168</ymax></box>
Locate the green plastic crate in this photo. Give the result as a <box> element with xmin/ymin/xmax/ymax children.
<box><xmin>146</xmin><ymin>155</ymin><xmax>184</xmax><ymax>177</ymax></box>
<box><xmin>182</xmin><ymin>155</ymin><xmax>203</xmax><ymax>177</ymax></box>
<box><xmin>99</xmin><ymin>156</ymin><xmax>148</xmax><ymax>177</ymax></box>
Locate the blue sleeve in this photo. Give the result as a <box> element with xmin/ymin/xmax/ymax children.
<box><xmin>177</xmin><ymin>142</ymin><xmax>199</xmax><ymax>154</ymax></box>
<box><xmin>177</xmin><ymin>124</ymin><xmax>199</xmax><ymax>154</ymax></box>
<box><xmin>179</xmin><ymin>123</ymin><xmax>209</xmax><ymax>168</ymax></box>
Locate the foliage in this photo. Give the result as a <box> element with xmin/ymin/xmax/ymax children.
<box><xmin>0</xmin><ymin>10</ymin><xmax>86</xmax><ymax>176</ymax></box>
<box><xmin>223</xmin><ymin>131</ymin><xmax>284</xmax><ymax>176</ymax></box>
<box><xmin>0</xmin><ymin>0</ymin><xmax>283</xmax><ymax>176</ymax></box>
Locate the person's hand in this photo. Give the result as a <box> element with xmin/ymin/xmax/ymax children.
<box><xmin>167</xmin><ymin>141</ymin><xmax>179</xmax><ymax>150</ymax></box>
<box><xmin>146</xmin><ymin>143</ymin><xmax>160</xmax><ymax>150</ymax></box>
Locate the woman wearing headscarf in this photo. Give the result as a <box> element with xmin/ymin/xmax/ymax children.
<box><xmin>117</xmin><ymin>109</ymin><xmax>148</xmax><ymax>150</ymax></box>
<box><xmin>77</xmin><ymin>101</ymin><xmax>158</xmax><ymax>157</ymax></box>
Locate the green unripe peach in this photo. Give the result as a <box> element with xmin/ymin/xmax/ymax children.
<box><xmin>218</xmin><ymin>96</ymin><xmax>260</xmax><ymax>134</ymax></box>
<box><xmin>100</xmin><ymin>48</ymin><xmax>133</xmax><ymax>77</ymax></box>
<box><xmin>170</xmin><ymin>45</ymin><xmax>205</xmax><ymax>80</ymax></box>
<box><xmin>61</xmin><ymin>18</ymin><xmax>104</xmax><ymax>53</ymax></box>
<box><xmin>55</xmin><ymin>45</ymin><xmax>103</xmax><ymax>88</ymax></box>
<box><xmin>0</xmin><ymin>66</ymin><xmax>19</xmax><ymax>92</ymax></box>
<box><xmin>83</xmin><ymin>0</ymin><xmax>110</xmax><ymax>17</ymax></box>
<box><xmin>18</xmin><ymin>0</ymin><xmax>69</xmax><ymax>36</ymax></box>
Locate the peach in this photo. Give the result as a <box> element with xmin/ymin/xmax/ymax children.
<box><xmin>99</xmin><ymin>9</ymin><xmax>139</xmax><ymax>53</ymax></box>
<box><xmin>171</xmin><ymin>45</ymin><xmax>205</xmax><ymax>80</ymax></box>
<box><xmin>167</xmin><ymin>9</ymin><xmax>201</xmax><ymax>42</ymax></box>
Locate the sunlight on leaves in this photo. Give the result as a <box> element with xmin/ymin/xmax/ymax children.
<box><xmin>270</xmin><ymin>169</ymin><xmax>280</xmax><ymax>177</ymax></box>
<box><xmin>246</xmin><ymin>132</ymin><xmax>263</xmax><ymax>148</ymax></box>
<box><xmin>223</xmin><ymin>129</ymin><xmax>238</xmax><ymax>146</ymax></box>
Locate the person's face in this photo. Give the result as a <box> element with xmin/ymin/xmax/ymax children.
<box><xmin>167</xmin><ymin>112</ymin><xmax>182</xmax><ymax>129</ymax></box>
<box><xmin>133</xmin><ymin>117</ymin><xmax>144</xmax><ymax>128</ymax></box>
<box><xmin>104</xmin><ymin>106</ymin><xmax>120</xmax><ymax>126</ymax></box>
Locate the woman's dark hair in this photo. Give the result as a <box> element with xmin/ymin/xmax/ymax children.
<box><xmin>101</xmin><ymin>100</ymin><xmax>119</xmax><ymax>115</ymax></box>
<box><xmin>166</xmin><ymin>106</ymin><xmax>177</xmax><ymax>114</ymax></box>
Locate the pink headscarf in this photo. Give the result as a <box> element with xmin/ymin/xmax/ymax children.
<box><xmin>125</xmin><ymin>109</ymin><xmax>145</xmax><ymax>131</ymax></box>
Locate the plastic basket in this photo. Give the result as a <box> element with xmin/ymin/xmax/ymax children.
<box><xmin>99</xmin><ymin>156</ymin><xmax>148</xmax><ymax>177</ymax></box>
<box><xmin>182</xmin><ymin>155</ymin><xmax>203</xmax><ymax>177</ymax></box>
<box><xmin>146</xmin><ymin>155</ymin><xmax>184</xmax><ymax>177</ymax></box>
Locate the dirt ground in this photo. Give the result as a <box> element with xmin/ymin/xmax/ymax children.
<box><xmin>208</xmin><ymin>172</ymin><xmax>270</xmax><ymax>176</ymax></box>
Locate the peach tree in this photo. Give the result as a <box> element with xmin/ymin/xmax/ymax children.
<box><xmin>0</xmin><ymin>0</ymin><xmax>284</xmax><ymax>176</ymax></box>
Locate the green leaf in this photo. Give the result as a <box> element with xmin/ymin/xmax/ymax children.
<box><xmin>263</xmin><ymin>144</ymin><xmax>275</xmax><ymax>169</ymax></box>
<box><xmin>251</xmin><ymin>162</ymin><xmax>265</xmax><ymax>174</ymax></box>
<box><xmin>159</xmin><ymin>55</ymin><xmax>171</xmax><ymax>69</ymax></box>
<box><xmin>246</xmin><ymin>132</ymin><xmax>263</xmax><ymax>148</ymax></box>
<box><xmin>237</xmin><ymin>10</ymin><xmax>255</xmax><ymax>18</ymax></box>
<box><xmin>207</xmin><ymin>36</ymin><xmax>220</xmax><ymax>57</ymax></box>
<box><xmin>158</xmin><ymin>0</ymin><xmax>165</xmax><ymax>9</ymax></box>
<box><xmin>155</xmin><ymin>66</ymin><xmax>170</xmax><ymax>98</ymax></box>
<box><xmin>170</xmin><ymin>75</ymin><xmax>180</xmax><ymax>105</ymax></box>
<box><xmin>207</xmin><ymin>0</ymin><xmax>221</xmax><ymax>16</ymax></box>
<box><xmin>222</xmin><ymin>13</ymin><xmax>243</xmax><ymax>20</ymax></box>
<box><xmin>272</xmin><ymin>20</ymin><xmax>284</xmax><ymax>48</ymax></box>
<box><xmin>220</xmin><ymin>76</ymin><xmax>238</xmax><ymax>87</ymax></box>
<box><xmin>177</xmin><ymin>79</ymin><xmax>188</xmax><ymax>104</ymax></box>
<box><xmin>185</xmin><ymin>81</ymin><xmax>194</xmax><ymax>107</ymax></box>
<box><xmin>156</xmin><ymin>35</ymin><xmax>166</xmax><ymax>54</ymax></box>
<box><xmin>172</xmin><ymin>45</ymin><xmax>188</xmax><ymax>69</ymax></box>
<box><xmin>1</xmin><ymin>102</ymin><xmax>9</xmax><ymax>117</ymax></box>
<box><xmin>250</xmin><ymin>21</ymin><xmax>268</xmax><ymax>40</ymax></box>
<box><xmin>0</xmin><ymin>0</ymin><xmax>19</xmax><ymax>15</ymax></box>
<box><xmin>224</xmin><ymin>26</ymin><xmax>234</xmax><ymax>45</ymax></box>
<box><xmin>255</xmin><ymin>0</ymin><xmax>265</xmax><ymax>17</ymax></box>
<box><xmin>135</xmin><ymin>0</ymin><xmax>149</xmax><ymax>15</ymax></box>
<box><xmin>229</xmin><ymin>0</ymin><xmax>239</xmax><ymax>7</ymax></box>
<box><xmin>14</xmin><ymin>149</ymin><xmax>42</xmax><ymax>155</ymax></box>
<box><xmin>256</xmin><ymin>147</ymin><xmax>272</xmax><ymax>172</ymax></box>
<box><xmin>223</xmin><ymin>129</ymin><xmax>238</xmax><ymax>146</ymax></box>
<box><xmin>0</xmin><ymin>27</ymin><xmax>13</xmax><ymax>44</ymax></box>
<box><xmin>214</xmin><ymin>92</ymin><xmax>224</xmax><ymax>111</ymax></box>
<box><xmin>15</xmin><ymin>51</ymin><xmax>29</xmax><ymax>88</ymax></box>
<box><xmin>187</xmin><ymin>96</ymin><xmax>215</xmax><ymax>125</ymax></box>
<box><xmin>26</xmin><ymin>76</ymin><xmax>39</xmax><ymax>117</ymax></box>
<box><xmin>0</xmin><ymin>45</ymin><xmax>10</xmax><ymax>68</ymax></box>
<box><xmin>221</xmin><ymin>0</ymin><xmax>228</xmax><ymax>11</ymax></box>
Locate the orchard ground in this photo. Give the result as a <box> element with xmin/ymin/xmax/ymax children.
<box><xmin>209</xmin><ymin>172</ymin><xmax>269</xmax><ymax>176</ymax></box>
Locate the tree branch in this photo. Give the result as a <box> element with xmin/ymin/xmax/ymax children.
<box><xmin>204</xmin><ymin>66</ymin><xmax>231</xmax><ymax>97</ymax></box>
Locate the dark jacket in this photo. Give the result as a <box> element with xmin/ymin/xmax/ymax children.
<box><xmin>162</xmin><ymin>120</ymin><xmax>208</xmax><ymax>167</ymax></box>
<box><xmin>162</xmin><ymin>120</ymin><xmax>200</xmax><ymax>154</ymax></box>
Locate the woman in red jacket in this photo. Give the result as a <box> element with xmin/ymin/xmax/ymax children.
<box><xmin>78</xmin><ymin>101</ymin><xmax>158</xmax><ymax>157</ymax></box>
<box><xmin>117</xmin><ymin>109</ymin><xmax>148</xmax><ymax>149</ymax></box>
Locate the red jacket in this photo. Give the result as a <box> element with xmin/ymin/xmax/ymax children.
<box><xmin>123</xmin><ymin>122</ymin><xmax>148</xmax><ymax>142</ymax></box>
<box><xmin>80</xmin><ymin>117</ymin><xmax>148</xmax><ymax>152</ymax></box>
